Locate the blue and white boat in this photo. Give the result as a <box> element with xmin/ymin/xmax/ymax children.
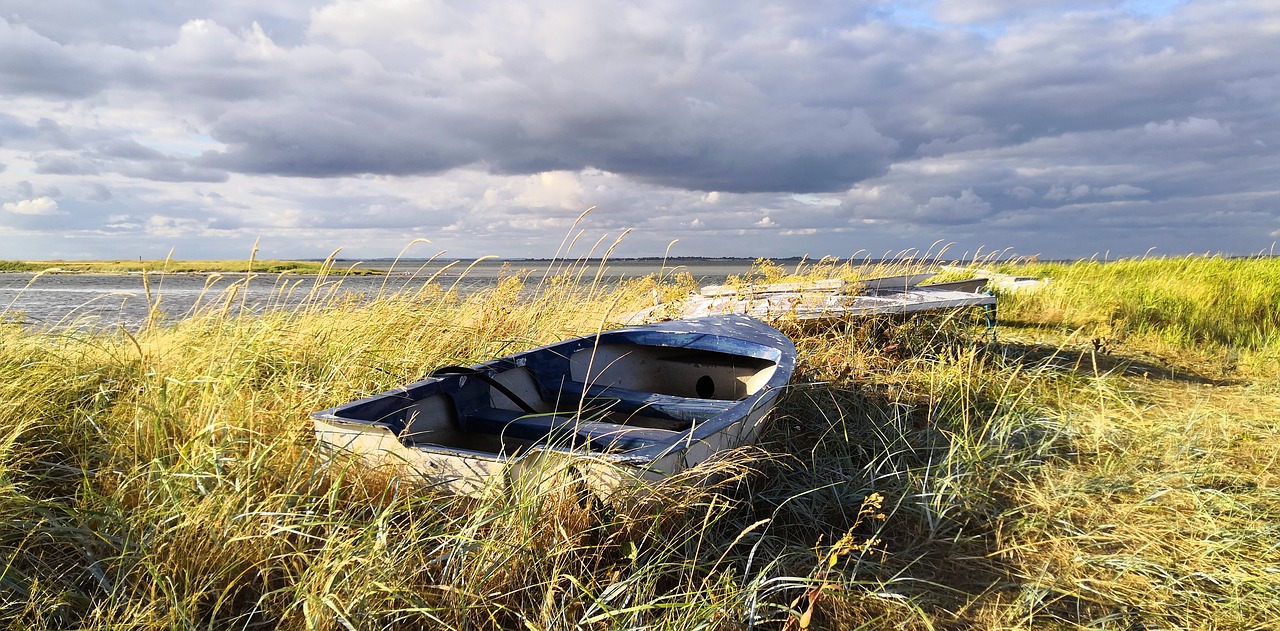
<box><xmin>312</xmin><ymin>315</ymin><xmax>797</xmax><ymax>494</ymax></box>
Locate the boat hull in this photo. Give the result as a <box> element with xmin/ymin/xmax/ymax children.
<box><xmin>312</xmin><ymin>315</ymin><xmax>797</xmax><ymax>495</ymax></box>
<box><xmin>622</xmin><ymin>274</ymin><xmax>996</xmax><ymax>324</ymax></box>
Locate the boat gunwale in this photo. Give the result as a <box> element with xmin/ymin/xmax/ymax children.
<box><xmin>311</xmin><ymin>315</ymin><xmax>797</xmax><ymax>465</ymax></box>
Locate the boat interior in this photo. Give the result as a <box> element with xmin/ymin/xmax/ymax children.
<box><xmin>328</xmin><ymin>342</ymin><xmax>780</xmax><ymax>457</ymax></box>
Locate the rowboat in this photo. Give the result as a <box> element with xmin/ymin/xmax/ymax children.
<box><xmin>621</xmin><ymin>273</ymin><xmax>996</xmax><ymax>324</ymax></box>
<box><xmin>312</xmin><ymin>314</ymin><xmax>797</xmax><ymax>495</ymax></box>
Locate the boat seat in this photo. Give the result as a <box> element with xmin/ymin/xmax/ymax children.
<box><xmin>551</xmin><ymin>382</ymin><xmax>737</xmax><ymax>423</ymax></box>
<box><xmin>462</xmin><ymin>407</ymin><xmax>679</xmax><ymax>452</ymax></box>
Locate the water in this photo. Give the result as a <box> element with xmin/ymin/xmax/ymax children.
<box><xmin>0</xmin><ymin>259</ymin><xmax>759</xmax><ymax>329</ymax></box>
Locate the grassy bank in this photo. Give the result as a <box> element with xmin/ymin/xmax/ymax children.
<box><xmin>994</xmin><ymin>256</ymin><xmax>1280</xmax><ymax>350</ymax></box>
<box><xmin>1</xmin><ymin>256</ymin><xmax>1277</xmax><ymax>629</ymax></box>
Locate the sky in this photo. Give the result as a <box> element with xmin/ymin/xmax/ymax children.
<box><xmin>1</xmin><ymin>0</ymin><xmax>1278</xmax><ymax>261</ymax></box>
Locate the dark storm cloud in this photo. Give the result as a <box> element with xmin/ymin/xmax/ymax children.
<box><xmin>4</xmin><ymin>117</ymin><xmax>102</xmax><ymax>154</ymax></box>
<box><xmin>115</xmin><ymin>161</ymin><xmax>229</xmax><ymax>183</ymax></box>
<box><xmin>30</xmin><ymin>141</ymin><xmax>231</xmax><ymax>183</ymax></box>
<box><xmin>8</xmin><ymin>1</ymin><xmax>1266</xmax><ymax>195</ymax></box>
<box><xmin>97</xmin><ymin>139</ymin><xmax>168</xmax><ymax>161</ymax></box>
<box><xmin>86</xmin><ymin>137</ymin><xmax>232</xmax><ymax>182</ymax></box>
<box><xmin>199</xmin><ymin>90</ymin><xmax>895</xmax><ymax>193</ymax></box>
<box><xmin>2</xmin><ymin>113</ymin><xmax>231</xmax><ymax>183</ymax></box>
<box><xmin>32</xmin><ymin>119</ymin><xmax>83</xmax><ymax>149</ymax></box>
<box><xmin>176</xmin><ymin>1</ymin><xmax>903</xmax><ymax>193</ymax></box>
<box><xmin>34</xmin><ymin>155</ymin><xmax>101</xmax><ymax>175</ymax></box>
<box><xmin>181</xmin><ymin>0</ymin><xmax>1275</xmax><ymax>203</ymax></box>
<box><xmin>0</xmin><ymin>18</ymin><xmax>110</xmax><ymax>98</ymax></box>
<box><xmin>795</xmin><ymin>9</ymin><xmax>1280</xmax><ymax>165</ymax></box>
<box><xmin>197</xmin><ymin>100</ymin><xmax>482</xmax><ymax>177</ymax></box>
<box><xmin>489</xmin><ymin>102</ymin><xmax>895</xmax><ymax>193</ymax></box>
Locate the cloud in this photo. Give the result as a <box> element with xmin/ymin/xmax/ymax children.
<box><xmin>1008</xmin><ymin>186</ymin><xmax>1036</xmax><ymax>199</ymax></box>
<box><xmin>0</xmin><ymin>18</ymin><xmax>109</xmax><ymax>98</ymax></box>
<box><xmin>508</xmin><ymin>171</ymin><xmax>587</xmax><ymax>210</ymax></box>
<box><xmin>930</xmin><ymin>0</ymin><xmax>1164</xmax><ymax>25</ymax></box>
<box><xmin>35</xmin><ymin>154</ymin><xmax>101</xmax><ymax>175</ymax></box>
<box><xmin>1096</xmin><ymin>184</ymin><xmax>1148</xmax><ymax>197</ymax></box>
<box><xmin>3</xmin><ymin>196</ymin><xmax>63</xmax><ymax>215</ymax></box>
<box><xmin>115</xmin><ymin>4</ymin><xmax>900</xmax><ymax>192</ymax></box>
<box><xmin>97</xmin><ymin>139</ymin><xmax>168</xmax><ymax>161</ymax></box>
<box><xmin>86</xmin><ymin>183</ymin><xmax>113</xmax><ymax>202</ymax></box>
<box><xmin>916</xmin><ymin>189</ymin><xmax>994</xmax><ymax>223</ymax></box>
<box><xmin>194</xmin><ymin>67</ymin><xmax>896</xmax><ymax>192</ymax></box>
<box><xmin>146</xmin><ymin>215</ymin><xmax>207</xmax><ymax>238</ymax></box>
<box><xmin>1143</xmin><ymin>117</ymin><xmax>1232</xmax><ymax>142</ymax></box>
<box><xmin>115</xmin><ymin>161</ymin><xmax>230</xmax><ymax>183</ymax></box>
<box><xmin>0</xmin><ymin>1</ymin><xmax>1278</xmax><ymax>258</ymax></box>
<box><xmin>1044</xmin><ymin>184</ymin><xmax>1092</xmax><ymax>201</ymax></box>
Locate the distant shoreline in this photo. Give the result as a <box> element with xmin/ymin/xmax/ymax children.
<box><xmin>0</xmin><ymin>257</ymin><xmax>772</xmax><ymax>275</ymax></box>
<box><xmin>4</xmin><ymin>253</ymin><xmax>1271</xmax><ymax>276</ymax></box>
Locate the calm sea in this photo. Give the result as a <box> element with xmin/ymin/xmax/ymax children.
<box><xmin>0</xmin><ymin>258</ymin><xmax>761</xmax><ymax>329</ymax></box>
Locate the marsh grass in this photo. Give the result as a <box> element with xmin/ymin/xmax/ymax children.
<box><xmin>994</xmin><ymin>256</ymin><xmax>1280</xmax><ymax>351</ymax></box>
<box><xmin>2</xmin><ymin>253</ymin><xmax>1278</xmax><ymax>629</ymax></box>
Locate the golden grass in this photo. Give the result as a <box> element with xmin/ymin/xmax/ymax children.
<box><xmin>1</xmin><ymin>254</ymin><xmax>1277</xmax><ymax>629</ymax></box>
<box><xmin>995</xmin><ymin>256</ymin><xmax>1280</xmax><ymax>351</ymax></box>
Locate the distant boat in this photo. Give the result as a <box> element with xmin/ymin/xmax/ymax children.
<box><xmin>621</xmin><ymin>273</ymin><xmax>997</xmax><ymax>324</ymax></box>
<box><xmin>312</xmin><ymin>314</ymin><xmax>797</xmax><ymax>495</ymax></box>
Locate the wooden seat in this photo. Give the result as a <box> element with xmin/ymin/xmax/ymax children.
<box><xmin>462</xmin><ymin>407</ymin><xmax>679</xmax><ymax>452</ymax></box>
<box><xmin>555</xmin><ymin>381</ymin><xmax>737</xmax><ymax>423</ymax></box>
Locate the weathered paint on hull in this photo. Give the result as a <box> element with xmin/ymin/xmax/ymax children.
<box><xmin>312</xmin><ymin>315</ymin><xmax>795</xmax><ymax>496</ymax></box>
<box><xmin>314</xmin><ymin>387</ymin><xmax>778</xmax><ymax>496</ymax></box>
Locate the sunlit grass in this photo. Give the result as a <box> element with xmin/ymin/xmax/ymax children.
<box><xmin>994</xmin><ymin>255</ymin><xmax>1280</xmax><ymax>351</ymax></box>
<box><xmin>1</xmin><ymin>253</ymin><xmax>1277</xmax><ymax>629</ymax></box>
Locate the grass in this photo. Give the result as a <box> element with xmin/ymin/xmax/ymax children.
<box><xmin>1</xmin><ymin>253</ymin><xmax>1278</xmax><ymax>629</ymax></box>
<box><xmin>992</xmin><ymin>256</ymin><xmax>1280</xmax><ymax>350</ymax></box>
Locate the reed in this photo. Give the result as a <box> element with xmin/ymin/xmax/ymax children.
<box><xmin>1</xmin><ymin>253</ymin><xmax>1276</xmax><ymax>629</ymax></box>
<box><xmin>995</xmin><ymin>255</ymin><xmax>1280</xmax><ymax>351</ymax></box>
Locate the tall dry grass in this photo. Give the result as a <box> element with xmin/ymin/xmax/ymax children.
<box><xmin>1</xmin><ymin>253</ymin><xmax>1277</xmax><ymax>629</ymax></box>
<box><xmin>995</xmin><ymin>255</ymin><xmax>1280</xmax><ymax>351</ymax></box>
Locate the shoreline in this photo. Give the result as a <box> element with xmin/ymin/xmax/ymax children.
<box><xmin>4</xmin><ymin>252</ymin><xmax>1273</xmax><ymax>276</ymax></box>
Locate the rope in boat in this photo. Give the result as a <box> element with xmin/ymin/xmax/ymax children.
<box><xmin>429</xmin><ymin>365</ymin><xmax>541</xmax><ymax>414</ymax></box>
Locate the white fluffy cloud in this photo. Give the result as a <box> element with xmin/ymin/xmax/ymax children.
<box><xmin>3</xmin><ymin>197</ymin><xmax>62</xmax><ymax>215</ymax></box>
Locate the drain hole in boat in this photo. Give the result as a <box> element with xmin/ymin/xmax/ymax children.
<box><xmin>696</xmin><ymin>375</ymin><xmax>715</xmax><ymax>399</ymax></box>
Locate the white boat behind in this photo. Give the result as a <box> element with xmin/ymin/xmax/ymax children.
<box><xmin>621</xmin><ymin>273</ymin><xmax>996</xmax><ymax>325</ymax></box>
